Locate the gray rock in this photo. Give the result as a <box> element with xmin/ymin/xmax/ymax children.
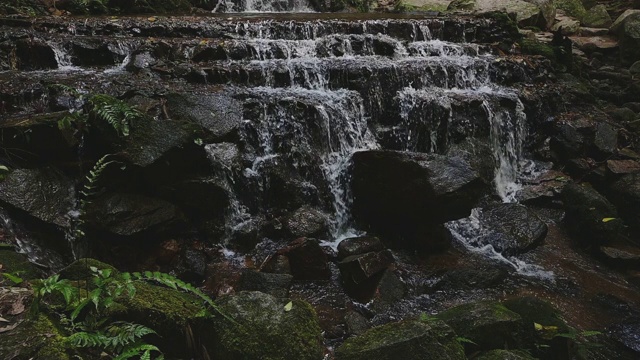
<box><xmin>448</xmin><ymin>0</ymin><xmax>555</xmax><ymax>29</ymax></box>
<box><xmin>0</xmin><ymin>168</ymin><xmax>74</xmax><ymax>227</ymax></box>
<box><xmin>436</xmin><ymin>301</ymin><xmax>531</xmax><ymax>351</ymax></box>
<box><xmin>581</xmin><ymin>5</ymin><xmax>612</xmax><ymax>28</ymax></box>
<box><xmin>436</xmin><ymin>264</ymin><xmax>509</xmax><ymax>290</ymax></box>
<box><xmin>593</xmin><ymin>122</ymin><xmax>618</xmax><ymax>156</ymax></box>
<box><xmin>284</xmin><ymin>206</ymin><xmax>329</xmax><ymax>239</ymax></box>
<box><xmin>477</xmin><ymin>203</ymin><xmax>548</xmax><ymax>256</ymax></box>
<box><xmin>344</xmin><ymin>311</ymin><xmax>370</xmax><ymax>336</ymax></box>
<box><xmin>609</xmin><ymin>173</ymin><xmax>640</xmax><ymax>231</ymax></box>
<box><xmin>608</xmin><ymin>318</ymin><xmax>640</xmax><ymax>354</ymax></box>
<box><xmin>208</xmin><ymin>291</ymin><xmax>324</xmax><ymax>360</ymax></box>
<box><xmin>630</xmin><ymin>61</ymin><xmax>640</xmax><ymax>75</ymax></box>
<box><xmin>337</xmin><ymin>236</ymin><xmax>385</xmax><ymax>260</ymax></box>
<box><xmin>165</xmin><ymin>92</ymin><xmax>243</xmax><ymax>140</ymax></box>
<box><xmin>86</xmin><ymin>192</ymin><xmax>179</xmax><ymax>236</ymax></box>
<box><xmin>561</xmin><ymin>183</ymin><xmax>623</xmax><ymax>246</ymax></box>
<box><xmin>351</xmin><ymin>150</ymin><xmax>487</xmax><ymax>251</ymax></box>
<box><xmin>612</xmin><ymin>108</ymin><xmax>637</xmax><ymax>123</ymax></box>
<box><xmin>335</xmin><ymin>319</ymin><xmax>465</xmax><ymax>360</ymax></box>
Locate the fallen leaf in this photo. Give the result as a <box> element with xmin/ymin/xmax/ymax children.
<box><xmin>0</xmin><ymin>316</ymin><xmax>8</xmax><ymax>322</ymax></box>
<box><xmin>602</xmin><ymin>218</ymin><xmax>616</xmax><ymax>223</ymax></box>
<box><xmin>148</xmin><ymin>17</ymin><xmax>156</xmax><ymax>22</ymax></box>
<box><xmin>284</xmin><ymin>301</ymin><xmax>293</xmax><ymax>312</ymax></box>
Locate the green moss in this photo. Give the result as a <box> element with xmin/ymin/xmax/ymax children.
<box><xmin>0</xmin><ymin>249</ymin><xmax>42</xmax><ymax>283</ymax></box>
<box><xmin>519</xmin><ymin>38</ymin><xmax>556</xmax><ymax>60</ymax></box>
<box><xmin>336</xmin><ymin>319</ymin><xmax>464</xmax><ymax>360</ymax></box>
<box><xmin>58</xmin><ymin>258</ymin><xmax>117</xmax><ymax>281</ymax></box>
<box><xmin>205</xmin><ymin>291</ymin><xmax>324</xmax><ymax>360</ymax></box>
<box><xmin>554</xmin><ymin>0</ymin><xmax>587</xmax><ymax>19</ymax></box>
<box><xmin>0</xmin><ymin>314</ymin><xmax>70</xmax><ymax>360</ymax></box>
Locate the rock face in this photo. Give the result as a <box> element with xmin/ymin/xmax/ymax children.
<box><xmin>436</xmin><ymin>301</ymin><xmax>530</xmax><ymax>351</ymax></box>
<box><xmin>0</xmin><ymin>168</ymin><xmax>74</xmax><ymax>228</ymax></box>
<box><xmin>335</xmin><ymin>319</ymin><xmax>465</xmax><ymax>360</ymax></box>
<box><xmin>477</xmin><ymin>204</ymin><xmax>548</xmax><ymax>255</ymax></box>
<box><xmin>351</xmin><ymin>150</ymin><xmax>487</xmax><ymax>251</ymax></box>
<box><xmin>448</xmin><ymin>0</ymin><xmax>555</xmax><ymax>29</ymax></box>
<box><xmin>207</xmin><ymin>291</ymin><xmax>324</xmax><ymax>360</ymax></box>
<box><xmin>86</xmin><ymin>192</ymin><xmax>179</xmax><ymax>236</ymax></box>
<box><xmin>561</xmin><ymin>183</ymin><xmax>623</xmax><ymax>246</ymax></box>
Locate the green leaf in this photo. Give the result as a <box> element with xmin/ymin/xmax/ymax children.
<box><xmin>284</xmin><ymin>301</ymin><xmax>293</xmax><ymax>312</ymax></box>
<box><xmin>602</xmin><ymin>218</ymin><xmax>616</xmax><ymax>223</ymax></box>
<box><xmin>2</xmin><ymin>273</ymin><xmax>23</xmax><ymax>285</ymax></box>
<box><xmin>456</xmin><ymin>337</ymin><xmax>477</xmax><ymax>345</ymax></box>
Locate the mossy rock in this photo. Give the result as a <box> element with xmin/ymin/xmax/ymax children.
<box><xmin>203</xmin><ymin>291</ymin><xmax>324</xmax><ymax>360</ymax></box>
<box><xmin>0</xmin><ymin>249</ymin><xmax>42</xmax><ymax>284</ymax></box>
<box><xmin>581</xmin><ymin>4</ymin><xmax>613</xmax><ymax>28</ymax></box>
<box><xmin>520</xmin><ymin>38</ymin><xmax>556</xmax><ymax>60</ymax></box>
<box><xmin>335</xmin><ymin>319</ymin><xmax>465</xmax><ymax>360</ymax></box>
<box><xmin>0</xmin><ymin>314</ymin><xmax>70</xmax><ymax>360</ymax></box>
<box><xmin>475</xmin><ymin>349</ymin><xmax>536</xmax><ymax>359</ymax></box>
<box><xmin>448</xmin><ymin>0</ymin><xmax>476</xmax><ymax>11</ymax></box>
<box><xmin>503</xmin><ymin>297</ymin><xmax>569</xmax><ymax>333</ymax></box>
<box><xmin>0</xmin><ymin>0</ymin><xmax>49</xmax><ymax>16</ymax></box>
<box><xmin>58</xmin><ymin>258</ymin><xmax>118</xmax><ymax>281</ymax></box>
<box><xmin>554</xmin><ymin>0</ymin><xmax>586</xmax><ymax>19</ymax></box>
<box><xmin>435</xmin><ymin>301</ymin><xmax>531</xmax><ymax>352</ymax></box>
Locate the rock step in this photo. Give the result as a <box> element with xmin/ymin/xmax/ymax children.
<box><xmin>0</xmin><ymin>15</ymin><xmax>516</xmax><ymax>43</ymax></box>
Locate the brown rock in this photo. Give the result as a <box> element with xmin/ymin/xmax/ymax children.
<box><xmin>607</xmin><ymin>160</ymin><xmax>640</xmax><ymax>175</ymax></box>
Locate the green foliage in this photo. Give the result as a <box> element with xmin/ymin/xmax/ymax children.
<box><xmin>67</xmin><ymin>321</ymin><xmax>162</xmax><ymax>360</ymax></box>
<box><xmin>89</xmin><ymin>94</ymin><xmax>142</xmax><ymax>137</ymax></box>
<box><xmin>0</xmin><ymin>164</ymin><xmax>10</xmax><ymax>181</ymax></box>
<box><xmin>130</xmin><ymin>270</ymin><xmax>233</xmax><ymax>322</ymax></box>
<box><xmin>2</xmin><ymin>271</ymin><xmax>24</xmax><ymax>285</ymax></box>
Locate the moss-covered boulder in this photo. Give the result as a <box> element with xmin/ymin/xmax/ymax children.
<box><xmin>0</xmin><ymin>249</ymin><xmax>42</xmax><ymax>284</ymax></box>
<box><xmin>0</xmin><ymin>314</ymin><xmax>70</xmax><ymax>360</ymax></box>
<box><xmin>204</xmin><ymin>291</ymin><xmax>324</xmax><ymax>360</ymax></box>
<box><xmin>58</xmin><ymin>258</ymin><xmax>118</xmax><ymax>281</ymax></box>
<box><xmin>475</xmin><ymin>349</ymin><xmax>536</xmax><ymax>359</ymax></box>
<box><xmin>581</xmin><ymin>4</ymin><xmax>612</xmax><ymax>28</ymax></box>
<box><xmin>335</xmin><ymin>319</ymin><xmax>465</xmax><ymax>360</ymax></box>
<box><xmin>436</xmin><ymin>301</ymin><xmax>531</xmax><ymax>351</ymax></box>
<box><xmin>554</xmin><ymin>0</ymin><xmax>586</xmax><ymax>19</ymax></box>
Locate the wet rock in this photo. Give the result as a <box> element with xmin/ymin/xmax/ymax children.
<box><xmin>0</xmin><ymin>314</ymin><xmax>71</xmax><ymax>360</ymax></box>
<box><xmin>71</xmin><ymin>40</ymin><xmax>120</xmax><ymax>66</ymax></box>
<box><xmin>183</xmin><ymin>248</ymin><xmax>207</xmax><ymax>280</ymax></box>
<box><xmin>0</xmin><ymin>168</ymin><xmax>74</xmax><ymax>228</ymax></box>
<box><xmin>436</xmin><ymin>301</ymin><xmax>530</xmax><ymax>351</ymax></box>
<box><xmin>609</xmin><ymin>174</ymin><xmax>640</xmax><ymax>231</ymax></box>
<box><xmin>612</xmin><ymin>108</ymin><xmax>637</xmax><ymax>123</ymax></box>
<box><xmin>370</xmin><ymin>270</ymin><xmax>406</xmax><ymax>311</ymax></box>
<box><xmin>15</xmin><ymin>39</ymin><xmax>57</xmax><ymax>70</ymax></box>
<box><xmin>608</xmin><ymin>318</ymin><xmax>640</xmax><ymax>354</ymax></box>
<box><xmin>264</xmin><ymin>238</ymin><xmax>330</xmax><ymax>281</ymax></box>
<box><xmin>599</xmin><ymin>244</ymin><xmax>640</xmax><ymax>268</ymax></box>
<box><xmin>352</xmin><ymin>150</ymin><xmax>486</xmax><ymax>251</ymax></box>
<box><xmin>204</xmin><ymin>142</ymin><xmax>242</xmax><ymax>171</ymax></box>
<box><xmin>561</xmin><ymin>183</ymin><xmax>623</xmax><ymax>246</ymax></box>
<box><xmin>85</xmin><ymin>192</ymin><xmax>179</xmax><ymax>236</ymax></box>
<box><xmin>503</xmin><ymin>297</ymin><xmax>569</xmax><ymax>332</ymax></box>
<box><xmin>284</xmin><ymin>206</ymin><xmax>329</xmax><ymax>239</ymax></box>
<box><xmin>238</xmin><ymin>270</ymin><xmax>293</xmax><ymax>298</ymax></box>
<box><xmin>477</xmin><ymin>203</ymin><xmax>548</xmax><ymax>256</ymax></box>
<box><xmin>335</xmin><ymin>319</ymin><xmax>465</xmax><ymax>360</ymax></box>
<box><xmin>165</xmin><ymin>92</ymin><xmax>243</xmax><ymax>140</ymax></box>
<box><xmin>475</xmin><ymin>349</ymin><xmax>536</xmax><ymax>360</ymax></box>
<box><xmin>203</xmin><ymin>262</ymin><xmax>242</xmax><ymax>297</ymax></box>
<box><xmin>345</xmin><ymin>311</ymin><xmax>370</xmax><ymax>336</ymax></box>
<box><xmin>0</xmin><ymin>249</ymin><xmax>43</xmax><ymax>283</ymax></box>
<box><xmin>337</xmin><ymin>236</ymin><xmax>385</xmax><ymax>260</ymax></box>
<box><xmin>593</xmin><ymin>122</ymin><xmax>618</xmax><ymax>156</ymax></box>
<box><xmin>205</xmin><ymin>291</ymin><xmax>324</xmax><ymax>360</ymax></box>
<box><xmin>260</xmin><ymin>253</ymin><xmax>291</xmax><ymax>274</ymax></box>
<box><xmin>339</xmin><ymin>250</ymin><xmax>394</xmax><ymax>285</ymax></box>
<box><xmin>581</xmin><ymin>5</ymin><xmax>612</xmax><ymax>28</ymax></box>
<box><xmin>435</xmin><ymin>264</ymin><xmax>509</xmax><ymax>291</ymax></box>
<box><xmin>607</xmin><ymin>160</ymin><xmax>640</xmax><ymax>175</ymax></box>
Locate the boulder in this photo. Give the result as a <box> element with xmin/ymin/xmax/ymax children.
<box><xmin>607</xmin><ymin>317</ymin><xmax>640</xmax><ymax>355</ymax></box>
<box><xmin>0</xmin><ymin>249</ymin><xmax>43</xmax><ymax>283</ymax></box>
<box><xmin>345</xmin><ymin>311</ymin><xmax>370</xmax><ymax>336</ymax></box>
<box><xmin>599</xmin><ymin>244</ymin><xmax>640</xmax><ymax>268</ymax></box>
<box><xmin>0</xmin><ymin>168</ymin><xmax>74</xmax><ymax>228</ymax></box>
<box><xmin>554</xmin><ymin>0</ymin><xmax>586</xmax><ymax>19</ymax></box>
<box><xmin>551</xmin><ymin>18</ymin><xmax>581</xmax><ymax>35</ymax></box>
<box><xmin>284</xmin><ymin>206</ymin><xmax>329</xmax><ymax>239</ymax></box>
<box><xmin>351</xmin><ymin>151</ymin><xmax>486</xmax><ymax>251</ymax></box>
<box><xmin>435</xmin><ymin>264</ymin><xmax>509</xmax><ymax>291</ymax></box>
<box><xmin>206</xmin><ymin>291</ymin><xmax>324</xmax><ymax>360</ymax></box>
<box><xmin>262</xmin><ymin>238</ymin><xmax>330</xmax><ymax>281</ymax></box>
<box><xmin>15</xmin><ymin>39</ymin><xmax>57</xmax><ymax>70</ymax></box>
<box><xmin>335</xmin><ymin>319</ymin><xmax>465</xmax><ymax>360</ymax></box>
<box><xmin>609</xmin><ymin>174</ymin><xmax>640</xmax><ymax>230</ymax></box>
<box><xmin>581</xmin><ymin>5</ymin><xmax>612</xmax><ymax>28</ymax></box>
<box><xmin>615</xmin><ymin>12</ymin><xmax>640</xmax><ymax>65</ymax></box>
<box><xmin>449</xmin><ymin>0</ymin><xmax>555</xmax><ymax>29</ymax></box>
<box><xmin>339</xmin><ymin>251</ymin><xmax>395</xmax><ymax>302</ymax></box>
<box><xmin>593</xmin><ymin>122</ymin><xmax>618</xmax><ymax>156</ymax></box>
<box><xmin>337</xmin><ymin>236</ymin><xmax>385</xmax><ymax>260</ymax></box>
<box><xmin>476</xmin><ymin>203</ymin><xmax>548</xmax><ymax>256</ymax></box>
<box><xmin>165</xmin><ymin>92</ymin><xmax>243</xmax><ymax>140</ymax></box>
<box><xmin>237</xmin><ymin>270</ymin><xmax>293</xmax><ymax>298</ymax></box>
<box><xmin>0</xmin><ymin>314</ymin><xmax>70</xmax><ymax>360</ymax></box>
<box><xmin>606</xmin><ymin>160</ymin><xmax>640</xmax><ymax>175</ymax></box>
<box><xmin>611</xmin><ymin>9</ymin><xmax>640</xmax><ymax>34</ymax></box>
<box><xmin>630</xmin><ymin>61</ymin><xmax>640</xmax><ymax>76</ymax></box>
<box><xmin>561</xmin><ymin>183</ymin><xmax>623</xmax><ymax>246</ymax></box>
<box><xmin>436</xmin><ymin>301</ymin><xmax>530</xmax><ymax>351</ymax></box>
<box><xmin>85</xmin><ymin>192</ymin><xmax>180</xmax><ymax>236</ymax></box>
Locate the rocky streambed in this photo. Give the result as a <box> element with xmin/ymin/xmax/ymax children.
<box><xmin>1</xmin><ymin>6</ymin><xmax>640</xmax><ymax>360</ymax></box>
